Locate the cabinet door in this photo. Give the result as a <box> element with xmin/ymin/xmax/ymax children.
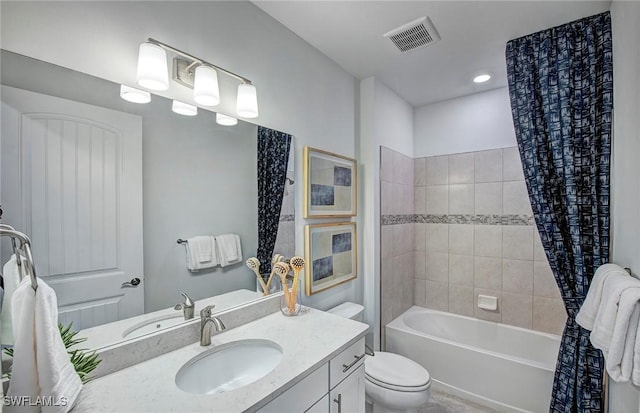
<box><xmin>305</xmin><ymin>394</ymin><xmax>329</xmax><ymax>413</ymax></box>
<box><xmin>256</xmin><ymin>364</ymin><xmax>328</xmax><ymax>413</ymax></box>
<box><xmin>330</xmin><ymin>365</ymin><xmax>365</xmax><ymax>413</ymax></box>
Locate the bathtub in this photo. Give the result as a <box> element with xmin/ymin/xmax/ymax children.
<box><xmin>385</xmin><ymin>306</ymin><xmax>561</xmax><ymax>413</ymax></box>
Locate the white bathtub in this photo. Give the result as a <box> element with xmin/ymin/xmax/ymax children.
<box><xmin>385</xmin><ymin>306</ymin><xmax>561</xmax><ymax>413</ymax></box>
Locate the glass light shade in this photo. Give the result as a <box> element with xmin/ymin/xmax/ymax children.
<box><xmin>473</xmin><ymin>74</ymin><xmax>491</xmax><ymax>83</ymax></box>
<box><xmin>216</xmin><ymin>113</ymin><xmax>238</xmax><ymax>126</ymax></box>
<box><xmin>136</xmin><ymin>43</ymin><xmax>169</xmax><ymax>91</ymax></box>
<box><xmin>193</xmin><ymin>66</ymin><xmax>220</xmax><ymax>106</ymax></box>
<box><xmin>236</xmin><ymin>83</ymin><xmax>259</xmax><ymax>118</ymax></box>
<box><xmin>172</xmin><ymin>100</ymin><xmax>198</xmax><ymax>116</ymax></box>
<box><xmin>120</xmin><ymin>85</ymin><xmax>151</xmax><ymax>104</ymax></box>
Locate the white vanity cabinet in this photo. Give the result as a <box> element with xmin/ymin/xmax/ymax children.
<box><xmin>257</xmin><ymin>338</ymin><xmax>365</xmax><ymax>413</ymax></box>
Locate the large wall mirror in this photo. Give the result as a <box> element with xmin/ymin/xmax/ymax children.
<box><xmin>0</xmin><ymin>50</ymin><xmax>295</xmax><ymax>350</ymax></box>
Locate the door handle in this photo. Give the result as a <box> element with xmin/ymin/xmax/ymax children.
<box><xmin>333</xmin><ymin>393</ymin><xmax>342</xmax><ymax>413</ymax></box>
<box><xmin>121</xmin><ymin>277</ymin><xmax>141</xmax><ymax>287</ymax></box>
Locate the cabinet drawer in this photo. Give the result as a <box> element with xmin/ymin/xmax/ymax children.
<box><xmin>329</xmin><ymin>338</ymin><xmax>365</xmax><ymax>389</ymax></box>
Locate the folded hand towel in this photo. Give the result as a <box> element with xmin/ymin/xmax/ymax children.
<box><xmin>1</xmin><ymin>255</ymin><xmax>23</xmax><ymax>346</ymax></box>
<box><xmin>605</xmin><ymin>287</ymin><xmax>640</xmax><ymax>382</ymax></box>
<box><xmin>590</xmin><ymin>273</ymin><xmax>640</xmax><ymax>351</ymax></box>
<box><xmin>577</xmin><ymin>263</ymin><xmax>631</xmax><ymax>331</ymax></box>
<box><xmin>216</xmin><ymin>234</ymin><xmax>242</xmax><ymax>267</ymax></box>
<box><xmin>185</xmin><ymin>236</ymin><xmax>218</xmax><ymax>272</ymax></box>
<box><xmin>7</xmin><ymin>278</ymin><xmax>82</xmax><ymax>413</ymax></box>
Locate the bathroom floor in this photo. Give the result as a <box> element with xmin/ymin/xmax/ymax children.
<box><xmin>418</xmin><ymin>390</ymin><xmax>498</xmax><ymax>413</ymax></box>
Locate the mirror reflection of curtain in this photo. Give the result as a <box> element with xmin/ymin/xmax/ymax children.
<box><xmin>506</xmin><ymin>11</ymin><xmax>612</xmax><ymax>413</ymax></box>
<box><xmin>256</xmin><ymin>127</ymin><xmax>292</xmax><ymax>277</ymax></box>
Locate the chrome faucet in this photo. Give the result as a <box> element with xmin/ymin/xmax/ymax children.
<box><xmin>200</xmin><ymin>305</ymin><xmax>226</xmax><ymax>346</ymax></box>
<box><xmin>174</xmin><ymin>292</ymin><xmax>195</xmax><ymax>320</ymax></box>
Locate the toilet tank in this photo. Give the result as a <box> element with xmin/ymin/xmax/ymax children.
<box><xmin>327</xmin><ymin>302</ymin><xmax>364</xmax><ymax>322</ymax></box>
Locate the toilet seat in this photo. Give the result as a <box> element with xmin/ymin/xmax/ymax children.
<box><xmin>365</xmin><ymin>352</ymin><xmax>431</xmax><ymax>392</ymax></box>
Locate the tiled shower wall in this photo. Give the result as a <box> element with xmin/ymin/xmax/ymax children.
<box><xmin>380</xmin><ymin>146</ymin><xmax>567</xmax><ymax>341</ymax></box>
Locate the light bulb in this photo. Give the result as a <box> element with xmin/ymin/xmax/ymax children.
<box><xmin>136</xmin><ymin>42</ymin><xmax>169</xmax><ymax>91</ymax></box>
<box><xmin>236</xmin><ymin>83</ymin><xmax>259</xmax><ymax>118</ymax></box>
<box><xmin>194</xmin><ymin>65</ymin><xmax>220</xmax><ymax>106</ymax></box>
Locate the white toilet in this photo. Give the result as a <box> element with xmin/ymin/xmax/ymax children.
<box><xmin>327</xmin><ymin>302</ymin><xmax>431</xmax><ymax>413</ymax></box>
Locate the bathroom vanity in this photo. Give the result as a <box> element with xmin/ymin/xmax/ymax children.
<box><xmin>71</xmin><ymin>308</ymin><xmax>368</xmax><ymax>412</ymax></box>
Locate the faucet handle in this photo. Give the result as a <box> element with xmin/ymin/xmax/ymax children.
<box><xmin>200</xmin><ymin>304</ymin><xmax>215</xmax><ymax>318</ymax></box>
<box><xmin>181</xmin><ymin>292</ymin><xmax>194</xmax><ymax>307</ymax></box>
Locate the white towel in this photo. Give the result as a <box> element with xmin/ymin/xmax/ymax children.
<box><xmin>216</xmin><ymin>234</ymin><xmax>242</xmax><ymax>267</ymax></box>
<box><xmin>185</xmin><ymin>236</ymin><xmax>218</xmax><ymax>272</ymax></box>
<box><xmin>576</xmin><ymin>263</ymin><xmax>631</xmax><ymax>330</ymax></box>
<box><xmin>589</xmin><ymin>273</ymin><xmax>640</xmax><ymax>351</ymax></box>
<box><xmin>1</xmin><ymin>255</ymin><xmax>23</xmax><ymax>346</ymax></box>
<box><xmin>6</xmin><ymin>278</ymin><xmax>82</xmax><ymax>413</ymax></box>
<box><xmin>605</xmin><ymin>287</ymin><xmax>640</xmax><ymax>382</ymax></box>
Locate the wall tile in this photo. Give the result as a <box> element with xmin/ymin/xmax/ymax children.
<box><xmin>392</xmin><ymin>184</ymin><xmax>403</xmax><ymax>215</ymax></box>
<box><xmin>474</xmin><ymin>256</ymin><xmax>502</xmax><ymax>290</ymax></box>
<box><xmin>426</xmin><ymin>155</ymin><xmax>449</xmax><ymax>185</ymax></box>
<box><xmin>449</xmin><ymin>152</ymin><xmax>475</xmax><ymax>184</ymax></box>
<box><xmin>381</xmin><ymin>147</ymin><xmax>394</xmax><ymax>183</ymax></box>
<box><xmin>533</xmin><ymin>296</ymin><xmax>567</xmax><ymax>335</ymax></box>
<box><xmin>475</xmin><ymin>149</ymin><xmax>503</xmax><ymax>183</ymax></box>
<box><xmin>381</xmin><ymin>181</ymin><xmax>393</xmax><ymax>215</ymax></box>
<box><xmin>381</xmin><ymin>225</ymin><xmax>394</xmax><ymax>260</ymax></box>
<box><xmin>474</xmin><ymin>225</ymin><xmax>502</xmax><ymax>258</ymax></box>
<box><xmin>449</xmin><ymin>224</ymin><xmax>474</xmax><ymax>255</ymax></box>
<box><xmin>414</xmin><ymin>278</ymin><xmax>427</xmax><ymax>307</ymax></box>
<box><xmin>414</xmin><ymin>157</ymin><xmax>426</xmax><ymax>186</ymax></box>
<box><xmin>449</xmin><ymin>254</ymin><xmax>474</xmax><ymax>286</ymax></box>
<box><xmin>475</xmin><ymin>183</ymin><xmax>503</xmax><ymax>215</ymax></box>
<box><xmin>415</xmin><ymin>252</ymin><xmax>426</xmax><ymax>280</ymax></box>
<box><xmin>426</xmin><ymin>252</ymin><xmax>449</xmax><ymax>282</ymax></box>
<box><xmin>414</xmin><ymin>223</ymin><xmax>426</xmax><ymax>252</ymax></box>
<box><xmin>534</xmin><ymin>260</ymin><xmax>561</xmax><ymax>298</ymax></box>
<box><xmin>503</xmin><ymin>226</ymin><xmax>533</xmax><ymax>260</ymax></box>
<box><xmin>426</xmin><ymin>224</ymin><xmax>449</xmax><ymax>253</ymax></box>
<box><xmin>449</xmin><ymin>284</ymin><xmax>474</xmax><ymax>317</ymax></box>
<box><xmin>502</xmin><ymin>259</ymin><xmax>533</xmax><ymax>295</ymax></box>
<box><xmin>414</xmin><ymin>185</ymin><xmax>426</xmax><ymax>214</ymax></box>
<box><xmin>449</xmin><ymin>184</ymin><xmax>474</xmax><ymax>214</ymax></box>
<box><xmin>474</xmin><ymin>288</ymin><xmax>502</xmax><ymax>322</ymax></box>
<box><xmin>403</xmin><ymin>155</ymin><xmax>414</xmax><ymax>187</ymax></box>
<box><xmin>393</xmin><ymin>151</ymin><xmax>405</xmax><ymax>185</ymax></box>
<box><xmin>425</xmin><ymin>185</ymin><xmax>449</xmax><ymax>214</ymax></box>
<box><xmin>403</xmin><ymin>184</ymin><xmax>414</xmax><ymax>215</ymax></box>
<box><xmin>502</xmin><ymin>292</ymin><xmax>533</xmax><ymax>329</ymax></box>
<box><xmin>533</xmin><ymin>230</ymin><xmax>547</xmax><ymax>261</ymax></box>
<box><xmin>503</xmin><ymin>181</ymin><xmax>533</xmax><ymax>215</ymax></box>
<box><xmin>502</xmin><ymin>147</ymin><xmax>525</xmax><ymax>181</ymax></box>
<box><xmin>426</xmin><ymin>281</ymin><xmax>449</xmax><ymax>311</ymax></box>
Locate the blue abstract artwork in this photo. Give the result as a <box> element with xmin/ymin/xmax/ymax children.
<box><xmin>310</xmin><ymin>184</ymin><xmax>335</xmax><ymax>206</ymax></box>
<box><xmin>313</xmin><ymin>256</ymin><xmax>333</xmax><ymax>281</ymax></box>
<box><xmin>332</xmin><ymin>232</ymin><xmax>352</xmax><ymax>254</ymax></box>
<box><xmin>333</xmin><ymin>166</ymin><xmax>352</xmax><ymax>186</ymax></box>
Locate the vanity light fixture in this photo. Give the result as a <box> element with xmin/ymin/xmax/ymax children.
<box><xmin>136</xmin><ymin>38</ymin><xmax>258</xmax><ymax>118</ymax></box>
<box><xmin>136</xmin><ymin>42</ymin><xmax>170</xmax><ymax>91</ymax></box>
<box><xmin>172</xmin><ymin>100</ymin><xmax>198</xmax><ymax>116</ymax></box>
<box><xmin>473</xmin><ymin>74</ymin><xmax>491</xmax><ymax>83</ymax></box>
<box><xmin>120</xmin><ymin>85</ymin><xmax>151</xmax><ymax>104</ymax></box>
<box><xmin>216</xmin><ymin>113</ymin><xmax>238</xmax><ymax>126</ymax></box>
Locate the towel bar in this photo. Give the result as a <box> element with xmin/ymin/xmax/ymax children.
<box><xmin>0</xmin><ymin>224</ymin><xmax>38</xmax><ymax>291</ymax></box>
<box><xmin>177</xmin><ymin>239</ymin><xmax>187</xmax><ymax>244</ymax></box>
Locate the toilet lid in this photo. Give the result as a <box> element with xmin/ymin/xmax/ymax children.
<box><xmin>365</xmin><ymin>352</ymin><xmax>430</xmax><ymax>391</ymax></box>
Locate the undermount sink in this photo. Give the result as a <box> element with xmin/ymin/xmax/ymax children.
<box><xmin>175</xmin><ymin>339</ymin><xmax>283</xmax><ymax>395</ymax></box>
<box><xmin>122</xmin><ymin>314</ymin><xmax>185</xmax><ymax>339</ymax></box>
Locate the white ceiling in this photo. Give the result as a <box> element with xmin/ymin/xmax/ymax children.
<box><xmin>253</xmin><ymin>1</ymin><xmax>611</xmax><ymax>107</ymax></box>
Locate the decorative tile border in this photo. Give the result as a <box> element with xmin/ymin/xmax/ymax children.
<box><xmin>279</xmin><ymin>214</ymin><xmax>295</xmax><ymax>222</ymax></box>
<box><xmin>381</xmin><ymin>214</ymin><xmax>534</xmax><ymax>226</ymax></box>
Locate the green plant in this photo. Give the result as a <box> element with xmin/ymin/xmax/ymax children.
<box><xmin>3</xmin><ymin>322</ymin><xmax>101</xmax><ymax>383</ymax></box>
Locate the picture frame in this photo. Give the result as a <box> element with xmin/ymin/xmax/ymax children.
<box><xmin>303</xmin><ymin>146</ymin><xmax>357</xmax><ymax>218</ymax></box>
<box><xmin>305</xmin><ymin>222</ymin><xmax>357</xmax><ymax>296</ymax></box>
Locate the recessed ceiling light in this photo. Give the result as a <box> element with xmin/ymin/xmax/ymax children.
<box><xmin>473</xmin><ymin>74</ymin><xmax>491</xmax><ymax>83</ymax></box>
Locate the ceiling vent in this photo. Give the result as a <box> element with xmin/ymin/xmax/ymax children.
<box><xmin>383</xmin><ymin>17</ymin><xmax>441</xmax><ymax>53</ymax></box>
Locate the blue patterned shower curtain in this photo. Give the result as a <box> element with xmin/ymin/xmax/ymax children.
<box><xmin>256</xmin><ymin>126</ymin><xmax>292</xmax><ymax>277</ymax></box>
<box><xmin>505</xmin><ymin>12</ymin><xmax>612</xmax><ymax>413</ymax></box>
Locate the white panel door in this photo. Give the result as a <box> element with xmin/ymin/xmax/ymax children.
<box><xmin>1</xmin><ymin>85</ymin><xmax>144</xmax><ymax>330</ymax></box>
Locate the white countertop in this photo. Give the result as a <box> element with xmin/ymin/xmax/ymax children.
<box><xmin>72</xmin><ymin>308</ymin><xmax>368</xmax><ymax>413</ymax></box>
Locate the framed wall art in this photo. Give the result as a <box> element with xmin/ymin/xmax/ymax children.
<box><xmin>303</xmin><ymin>146</ymin><xmax>357</xmax><ymax>218</ymax></box>
<box><xmin>305</xmin><ymin>222</ymin><xmax>357</xmax><ymax>296</ymax></box>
